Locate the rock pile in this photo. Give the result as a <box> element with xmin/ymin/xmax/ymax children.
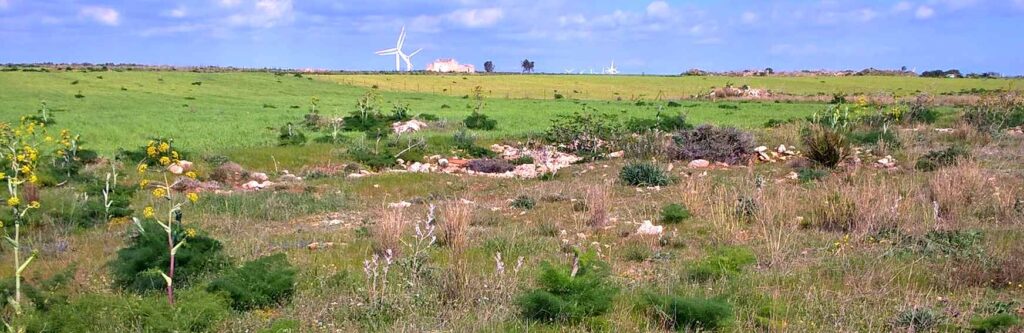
<box><xmin>755</xmin><ymin>145</ymin><xmax>799</xmax><ymax>163</ymax></box>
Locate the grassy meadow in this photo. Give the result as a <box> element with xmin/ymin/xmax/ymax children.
<box><xmin>0</xmin><ymin>69</ymin><xmax>1023</xmax><ymax>332</ymax></box>
<box><xmin>317</xmin><ymin>73</ymin><xmax>1023</xmax><ymax>100</ymax></box>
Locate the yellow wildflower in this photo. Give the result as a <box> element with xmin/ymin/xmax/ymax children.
<box><xmin>19</xmin><ymin>165</ymin><xmax>31</xmax><ymax>174</ymax></box>
<box><xmin>159</xmin><ymin>156</ymin><xmax>171</xmax><ymax>166</ymax></box>
<box><xmin>44</xmin><ymin>136</ymin><xmax>53</xmax><ymax>143</ymax></box>
<box><xmin>152</xmin><ymin>187</ymin><xmax>166</xmax><ymax>198</ymax></box>
<box><xmin>187</xmin><ymin>192</ymin><xmax>199</xmax><ymax>203</ymax></box>
<box><xmin>158</xmin><ymin>142</ymin><xmax>170</xmax><ymax>153</ymax></box>
<box><xmin>185</xmin><ymin>171</ymin><xmax>197</xmax><ymax>179</ymax></box>
<box><xmin>7</xmin><ymin>197</ymin><xmax>20</xmax><ymax>207</ymax></box>
<box><xmin>185</xmin><ymin>228</ymin><xmax>197</xmax><ymax>238</ymax></box>
<box><xmin>139</xmin><ymin>179</ymin><xmax>150</xmax><ymax>188</ymax></box>
<box><xmin>146</xmin><ymin>146</ymin><xmax>158</xmax><ymax>157</ymax></box>
<box><xmin>143</xmin><ymin>206</ymin><xmax>155</xmax><ymax>218</ymax></box>
<box><xmin>0</xmin><ymin>172</ymin><xmax>5</xmax><ymax>180</ymax></box>
<box><xmin>137</xmin><ymin>164</ymin><xmax>148</xmax><ymax>174</ymax></box>
<box><xmin>28</xmin><ymin>174</ymin><xmax>38</xmax><ymax>184</ymax></box>
<box><xmin>27</xmin><ymin>201</ymin><xmax>40</xmax><ymax>209</ymax></box>
<box><xmin>171</xmin><ymin>151</ymin><xmax>179</xmax><ymax>159</ymax></box>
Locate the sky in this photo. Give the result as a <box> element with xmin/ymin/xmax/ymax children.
<box><xmin>1</xmin><ymin>0</ymin><xmax>1023</xmax><ymax>75</ymax></box>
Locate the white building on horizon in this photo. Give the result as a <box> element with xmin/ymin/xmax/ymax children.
<box><xmin>426</xmin><ymin>59</ymin><xmax>475</xmax><ymax>73</ymax></box>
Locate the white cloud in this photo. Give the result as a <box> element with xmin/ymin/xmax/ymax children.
<box><xmin>646</xmin><ymin>1</ymin><xmax>671</xmax><ymax>19</ymax></box>
<box><xmin>740</xmin><ymin>11</ymin><xmax>758</xmax><ymax>24</ymax></box>
<box><xmin>219</xmin><ymin>0</ymin><xmax>242</xmax><ymax>7</ymax></box>
<box><xmin>0</xmin><ymin>0</ymin><xmax>9</xmax><ymax>10</ymax></box>
<box><xmin>79</xmin><ymin>6</ymin><xmax>120</xmax><ymax>26</ymax></box>
<box><xmin>227</xmin><ymin>0</ymin><xmax>294</xmax><ymax>28</ymax></box>
<box><xmin>446</xmin><ymin>8</ymin><xmax>503</xmax><ymax>28</ymax></box>
<box><xmin>168</xmin><ymin>6</ymin><xmax>187</xmax><ymax>18</ymax></box>
<box><xmin>915</xmin><ymin>5</ymin><xmax>935</xmax><ymax>18</ymax></box>
<box><xmin>855</xmin><ymin>8</ymin><xmax>878</xmax><ymax>21</ymax></box>
<box><xmin>559</xmin><ymin>14</ymin><xmax>586</xmax><ymax>26</ymax></box>
<box><xmin>892</xmin><ymin>1</ymin><xmax>913</xmax><ymax>12</ymax></box>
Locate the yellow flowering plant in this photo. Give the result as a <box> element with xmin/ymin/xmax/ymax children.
<box><xmin>0</xmin><ymin>116</ymin><xmax>56</xmax><ymax>326</ymax></box>
<box><xmin>133</xmin><ymin>139</ymin><xmax>200</xmax><ymax>305</ymax></box>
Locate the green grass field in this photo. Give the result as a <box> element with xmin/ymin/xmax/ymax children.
<box><xmin>317</xmin><ymin>73</ymin><xmax>1023</xmax><ymax>100</ymax></box>
<box><xmin>0</xmin><ymin>71</ymin><xmax>825</xmax><ymax>154</ymax></box>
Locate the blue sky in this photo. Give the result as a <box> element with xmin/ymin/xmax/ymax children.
<box><xmin>1</xmin><ymin>0</ymin><xmax>1022</xmax><ymax>74</ymax></box>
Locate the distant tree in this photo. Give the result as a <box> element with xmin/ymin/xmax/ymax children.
<box><xmin>764</xmin><ymin>67</ymin><xmax>774</xmax><ymax>75</ymax></box>
<box><xmin>900</xmin><ymin>66</ymin><xmax>907</xmax><ymax>72</ymax></box>
<box><xmin>521</xmin><ymin>59</ymin><xmax>535</xmax><ymax>73</ymax></box>
<box><xmin>484</xmin><ymin>61</ymin><xmax>494</xmax><ymax>73</ymax></box>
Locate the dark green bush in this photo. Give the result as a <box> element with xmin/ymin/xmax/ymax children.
<box><xmin>464</xmin><ymin>111</ymin><xmax>497</xmax><ymax>130</ymax></box>
<box><xmin>847</xmin><ymin>128</ymin><xmax>901</xmax><ymax>151</ymax></box>
<box><xmin>208</xmin><ymin>253</ymin><xmax>297</xmax><ymax>310</ymax></box>
<box><xmin>669</xmin><ymin>125</ymin><xmax>754</xmax><ymax>164</ymax></box>
<box><xmin>688</xmin><ymin>246</ymin><xmax>756</xmax><ymax>282</ymax></box>
<box><xmin>511</xmin><ymin>195</ymin><xmax>536</xmax><ymax>210</ymax></box>
<box><xmin>545</xmin><ymin>110</ymin><xmax>624</xmax><ymax>158</ymax></box>
<box><xmin>626</xmin><ymin>113</ymin><xmax>691</xmax><ymax>133</ymax></box>
<box><xmin>660</xmin><ymin>203</ymin><xmax>691</xmax><ymax>224</ymax></box>
<box><xmin>277</xmin><ymin>123</ymin><xmax>307</xmax><ymax>146</ymax></box>
<box><xmin>734</xmin><ymin>195</ymin><xmax>758</xmax><ymax>222</ymax></box>
<box><xmin>891</xmin><ymin>307</ymin><xmax>943</xmax><ymax>332</ymax></box>
<box><xmin>970</xmin><ymin>313</ymin><xmax>1020</xmax><ymax>333</ymax></box>
<box><xmin>619</xmin><ymin>162</ymin><xmax>672</xmax><ymax>187</ymax></box>
<box><xmin>801</xmin><ymin>123</ymin><xmax>850</xmax><ymax>168</ymax></box>
<box><xmin>915</xmin><ymin>146</ymin><xmax>970</xmax><ymax>171</ymax></box>
<box><xmin>641</xmin><ymin>293</ymin><xmax>733</xmax><ymax>331</ymax></box>
<box><xmin>110</xmin><ymin>221</ymin><xmax>229</xmax><ymax>293</ymax></box>
<box><xmin>21</xmin><ymin>289</ymin><xmax>230</xmax><ymax>333</ymax></box>
<box><xmin>517</xmin><ymin>251</ymin><xmax>618</xmax><ymax>323</ymax></box>
<box><xmin>417</xmin><ymin>113</ymin><xmax>440</xmax><ymax>121</ymax></box>
<box><xmin>349</xmin><ymin>145</ymin><xmax>397</xmax><ymax>170</ymax></box>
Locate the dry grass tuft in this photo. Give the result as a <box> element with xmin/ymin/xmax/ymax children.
<box><xmin>929</xmin><ymin>160</ymin><xmax>991</xmax><ymax>225</ymax></box>
<box><xmin>585</xmin><ymin>184</ymin><xmax>611</xmax><ymax>228</ymax></box>
<box><xmin>440</xmin><ymin>202</ymin><xmax>471</xmax><ymax>255</ymax></box>
<box><xmin>372</xmin><ymin>207</ymin><xmax>406</xmax><ymax>256</ymax></box>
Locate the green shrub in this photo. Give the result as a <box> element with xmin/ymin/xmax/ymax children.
<box><xmin>511</xmin><ymin>195</ymin><xmax>536</xmax><ymax>210</ymax></box>
<box><xmin>417</xmin><ymin>113</ymin><xmax>440</xmax><ymax>121</ymax></box>
<box><xmin>917</xmin><ymin>229</ymin><xmax>984</xmax><ymax>259</ymax></box>
<box><xmin>641</xmin><ymin>293</ymin><xmax>733</xmax><ymax>331</ymax></box>
<box><xmin>517</xmin><ymin>251</ymin><xmax>618</xmax><ymax>323</ymax></box>
<box><xmin>349</xmin><ymin>145</ymin><xmax>397</xmax><ymax>170</ymax></box>
<box><xmin>464</xmin><ymin>111</ymin><xmax>497</xmax><ymax>130</ymax></box>
<box><xmin>892</xmin><ymin>307</ymin><xmax>943</xmax><ymax>332</ymax></box>
<box><xmin>734</xmin><ymin>196</ymin><xmax>758</xmax><ymax>222</ymax></box>
<box><xmin>626</xmin><ymin>113</ymin><xmax>691</xmax><ymax>133</ymax></box>
<box><xmin>545</xmin><ymin>110</ymin><xmax>624</xmax><ymax>158</ymax></box>
<box><xmin>970</xmin><ymin>313</ymin><xmax>1020</xmax><ymax>333</ymax></box>
<box><xmin>796</xmin><ymin>167</ymin><xmax>829</xmax><ymax>183</ymax></box>
<box><xmin>621</xmin><ymin>240</ymin><xmax>653</xmax><ymax>262</ymax></box>
<box><xmin>688</xmin><ymin>246</ymin><xmax>756</xmax><ymax>282</ymax></box>
<box><xmin>208</xmin><ymin>253</ymin><xmax>297</xmax><ymax>310</ymax></box>
<box><xmin>277</xmin><ymin>123</ymin><xmax>307</xmax><ymax>146</ymax></box>
<box><xmin>510</xmin><ymin>155</ymin><xmax>535</xmax><ymax>165</ymax></box>
<box><xmin>801</xmin><ymin>123</ymin><xmax>850</xmax><ymax>168</ymax></box>
<box><xmin>110</xmin><ymin>221</ymin><xmax>229</xmax><ymax>293</ymax></box>
<box><xmin>660</xmin><ymin>203</ymin><xmax>691</xmax><ymax>224</ymax></box>
<box><xmin>961</xmin><ymin>94</ymin><xmax>1024</xmax><ymax>134</ymax></box>
<box><xmin>915</xmin><ymin>146</ymin><xmax>970</xmax><ymax>171</ymax></box>
<box><xmin>847</xmin><ymin>128</ymin><xmax>901</xmax><ymax>151</ymax></box>
<box><xmin>619</xmin><ymin>162</ymin><xmax>672</xmax><ymax>187</ymax></box>
<box><xmin>669</xmin><ymin>125</ymin><xmax>754</xmax><ymax>164</ymax></box>
<box><xmin>79</xmin><ymin>179</ymin><xmax>135</xmax><ymax>228</ymax></box>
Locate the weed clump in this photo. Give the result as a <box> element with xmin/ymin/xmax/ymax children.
<box><xmin>517</xmin><ymin>251</ymin><xmax>618</xmax><ymax>323</ymax></box>
<box><xmin>545</xmin><ymin>108</ymin><xmax>624</xmax><ymax>158</ymax></box>
<box><xmin>916</xmin><ymin>146</ymin><xmax>970</xmax><ymax>171</ymax></box>
<box><xmin>511</xmin><ymin>195</ymin><xmax>536</xmax><ymax>210</ymax></box>
<box><xmin>891</xmin><ymin>307</ymin><xmax>943</xmax><ymax>332</ymax></box>
<box><xmin>970</xmin><ymin>313</ymin><xmax>1020</xmax><ymax>333</ymax></box>
<box><xmin>208</xmin><ymin>253</ymin><xmax>297</xmax><ymax>310</ymax></box>
<box><xmin>688</xmin><ymin>246</ymin><xmax>756</xmax><ymax>282</ymax></box>
<box><xmin>669</xmin><ymin>125</ymin><xmax>754</xmax><ymax>164</ymax></box>
<box><xmin>660</xmin><ymin>203</ymin><xmax>691</xmax><ymax>224</ymax></box>
<box><xmin>277</xmin><ymin>123</ymin><xmax>307</xmax><ymax>146</ymax></box>
<box><xmin>467</xmin><ymin>159</ymin><xmax>514</xmax><ymax>173</ymax></box>
<box><xmin>641</xmin><ymin>293</ymin><xmax>733</xmax><ymax>331</ymax></box>
<box><xmin>109</xmin><ymin>221</ymin><xmax>228</xmax><ymax>293</ymax></box>
<box><xmin>619</xmin><ymin>162</ymin><xmax>672</xmax><ymax>187</ymax></box>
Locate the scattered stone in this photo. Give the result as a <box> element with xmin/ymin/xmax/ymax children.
<box><xmin>250</xmin><ymin>172</ymin><xmax>269</xmax><ymax>182</ymax></box>
<box><xmin>307</xmin><ymin>242</ymin><xmax>335</xmax><ymax>251</ymax></box>
<box><xmin>241</xmin><ymin>180</ymin><xmax>273</xmax><ymax>190</ymax></box>
<box><xmin>785</xmin><ymin>171</ymin><xmax>799</xmax><ymax>180</ymax></box>
<box><xmin>636</xmin><ymin>220</ymin><xmax>664</xmax><ymax>236</ymax></box>
<box><xmin>392</xmin><ymin>119</ymin><xmax>428</xmax><ymax>134</ymax></box>
<box><xmin>754</xmin><ymin>146</ymin><xmax>768</xmax><ymax>153</ymax></box>
<box><xmin>607</xmin><ymin>150</ymin><xmax>625</xmax><ymax>158</ymax></box>
<box><xmin>388</xmin><ymin>201</ymin><xmax>412</xmax><ymax>208</ymax></box>
<box><xmin>934</xmin><ymin>128</ymin><xmax>955</xmax><ymax>133</ymax></box>
<box><xmin>170</xmin><ymin>177</ymin><xmax>221</xmax><ymax>192</ymax></box>
<box><xmin>211</xmin><ymin>162</ymin><xmax>246</xmax><ymax>184</ymax></box>
<box><xmin>279</xmin><ymin>171</ymin><xmax>303</xmax><ymax>182</ymax></box>
<box><xmin>167</xmin><ymin>164</ymin><xmax>184</xmax><ymax>175</ymax></box>
<box><xmin>688</xmin><ymin>159</ymin><xmax>710</xmax><ymax>168</ymax></box>
<box><xmin>875</xmin><ymin>155</ymin><xmax>897</xmax><ymax>169</ymax></box>
<box><xmin>1008</xmin><ymin>126</ymin><xmax>1023</xmax><ymax>136</ymax></box>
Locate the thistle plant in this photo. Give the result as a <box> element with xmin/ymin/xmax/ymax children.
<box><xmin>0</xmin><ymin>117</ymin><xmax>48</xmax><ymax>326</ymax></box>
<box><xmin>134</xmin><ymin>139</ymin><xmax>200</xmax><ymax>305</ymax></box>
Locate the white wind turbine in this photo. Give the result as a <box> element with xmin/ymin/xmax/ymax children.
<box><xmin>375</xmin><ymin>26</ymin><xmax>422</xmax><ymax>71</ymax></box>
<box><xmin>603</xmin><ymin>61</ymin><xmax>618</xmax><ymax>75</ymax></box>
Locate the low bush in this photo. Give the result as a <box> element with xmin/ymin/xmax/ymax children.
<box><xmin>641</xmin><ymin>293</ymin><xmax>733</xmax><ymax>331</ymax></box>
<box><xmin>961</xmin><ymin>93</ymin><xmax>1024</xmax><ymax>134</ymax></box>
<box><xmin>464</xmin><ymin>111</ymin><xmax>497</xmax><ymax>130</ymax></box>
<box><xmin>626</xmin><ymin>113</ymin><xmax>691</xmax><ymax>133</ymax></box>
<box><xmin>110</xmin><ymin>221</ymin><xmax>229</xmax><ymax>293</ymax></box>
<box><xmin>545</xmin><ymin>110</ymin><xmax>624</xmax><ymax>158</ymax></box>
<box><xmin>847</xmin><ymin>128</ymin><xmax>901</xmax><ymax>151</ymax></box>
<box><xmin>891</xmin><ymin>307</ymin><xmax>943</xmax><ymax>332</ymax></box>
<box><xmin>808</xmin><ymin>192</ymin><xmax>858</xmax><ymax>232</ymax></box>
<box><xmin>349</xmin><ymin>145</ymin><xmax>398</xmax><ymax>170</ymax></box>
<box><xmin>619</xmin><ymin>162</ymin><xmax>672</xmax><ymax>187</ymax></box>
<box><xmin>970</xmin><ymin>313</ymin><xmax>1020</xmax><ymax>333</ymax></box>
<box><xmin>796</xmin><ymin>167</ymin><xmax>829</xmax><ymax>183</ymax></box>
<box><xmin>21</xmin><ymin>289</ymin><xmax>230</xmax><ymax>333</ymax></box>
<box><xmin>802</xmin><ymin>123</ymin><xmax>850</xmax><ymax>168</ymax></box>
<box><xmin>467</xmin><ymin>159</ymin><xmax>514</xmax><ymax>173</ymax></box>
<box><xmin>688</xmin><ymin>246</ymin><xmax>756</xmax><ymax>282</ymax></box>
<box><xmin>734</xmin><ymin>196</ymin><xmax>758</xmax><ymax>222</ymax></box>
<box><xmin>277</xmin><ymin>123</ymin><xmax>307</xmax><ymax>146</ymax></box>
<box><xmin>660</xmin><ymin>203</ymin><xmax>691</xmax><ymax>224</ymax></box>
<box><xmin>511</xmin><ymin>195</ymin><xmax>536</xmax><ymax>210</ymax></box>
<box><xmin>208</xmin><ymin>253</ymin><xmax>297</xmax><ymax>310</ymax></box>
<box><xmin>517</xmin><ymin>251</ymin><xmax>618</xmax><ymax>323</ymax></box>
<box><xmin>915</xmin><ymin>146</ymin><xmax>970</xmax><ymax>171</ymax></box>
<box><xmin>669</xmin><ymin>125</ymin><xmax>754</xmax><ymax>164</ymax></box>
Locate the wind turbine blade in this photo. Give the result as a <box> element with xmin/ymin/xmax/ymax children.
<box><xmin>397</xmin><ymin>28</ymin><xmax>406</xmax><ymax>49</ymax></box>
<box><xmin>376</xmin><ymin>48</ymin><xmax>398</xmax><ymax>55</ymax></box>
<box><xmin>408</xmin><ymin>48</ymin><xmax>422</xmax><ymax>57</ymax></box>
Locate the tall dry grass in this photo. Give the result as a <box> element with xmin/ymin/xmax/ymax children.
<box><xmin>372</xmin><ymin>207</ymin><xmax>406</xmax><ymax>256</ymax></box>
<box><xmin>440</xmin><ymin>202</ymin><xmax>471</xmax><ymax>255</ymax></box>
<box><xmin>585</xmin><ymin>184</ymin><xmax>610</xmax><ymax>228</ymax></box>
